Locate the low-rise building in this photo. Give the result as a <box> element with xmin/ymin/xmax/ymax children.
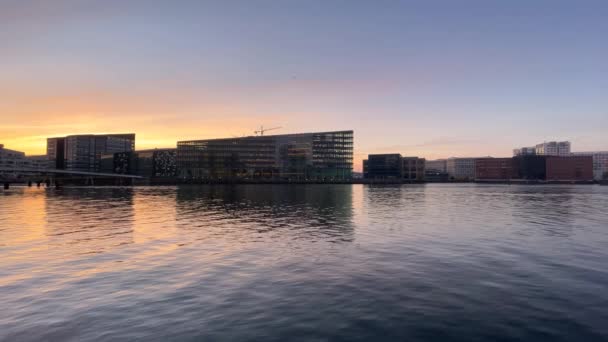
<box><xmin>426</xmin><ymin>159</ymin><xmax>447</xmax><ymax>172</ymax></box>
<box><xmin>546</xmin><ymin>156</ymin><xmax>593</xmax><ymax>181</ymax></box>
<box><xmin>0</xmin><ymin>144</ymin><xmax>26</xmax><ymax>169</ymax></box>
<box><xmin>402</xmin><ymin>157</ymin><xmax>425</xmax><ymax>181</ymax></box>
<box><xmin>571</xmin><ymin>151</ymin><xmax>608</xmax><ymax>180</ymax></box>
<box><xmin>446</xmin><ymin>157</ymin><xmax>476</xmax><ymax>180</ymax></box>
<box><xmin>475</xmin><ymin>155</ymin><xmax>593</xmax><ymax>181</ymax></box>
<box><xmin>475</xmin><ymin>158</ymin><xmax>514</xmax><ymax>180</ymax></box>
<box><xmin>363</xmin><ymin>154</ymin><xmax>425</xmax><ymax>180</ymax></box>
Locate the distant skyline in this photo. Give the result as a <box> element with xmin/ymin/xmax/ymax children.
<box><xmin>2</xmin><ymin>0</ymin><xmax>607</xmax><ymax>171</ymax></box>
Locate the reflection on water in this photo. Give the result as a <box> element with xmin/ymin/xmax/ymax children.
<box><xmin>1</xmin><ymin>184</ymin><xmax>608</xmax><ymax>341</ymax></box>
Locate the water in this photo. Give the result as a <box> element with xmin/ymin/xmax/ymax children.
<box><xmin>1</xmin><ymin>184</ymin><xmax>608</xmax><ymax>341</ymax></box>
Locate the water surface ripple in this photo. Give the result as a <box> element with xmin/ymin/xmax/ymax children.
<box><xmin>1</xmin><ymin>184</ymin><xmax>608</xmax><ymax>341</ymax></box>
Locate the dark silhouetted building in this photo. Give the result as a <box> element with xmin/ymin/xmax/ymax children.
<box><xmin>47</xmin><ymin>134</ymin><xmax>135</xmax><ymax>172</ymax></box>
<box><xmin>363</xmin><ymin>154</ymin><xmax>402</xmax><ymax>179</ymax></box>
<box><xmin>514</xmin><ymin>155</ymin><xmax>547</xmax><ymax>180</ymax></box>
<box><xmin>177</xmin><ymin>131</ymin><xmax>353</xmax><ymax>180</ymax></box>
<box><xmin>101</xmin><ymin>148</ymin><xmax>177</xmax><ymax>179</ymax></box>
<box><xmin>363</xmin><ymin>154</ymin><xmax>425</xmax><ymax>180</ymax></box>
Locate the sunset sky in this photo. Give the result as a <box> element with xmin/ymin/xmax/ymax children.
<box><xmin>1</xmin><ymin>0</ymin><xmax>607</xmax><ymax>170</ymax></box>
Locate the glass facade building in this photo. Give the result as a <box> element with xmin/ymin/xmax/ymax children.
<box><xmin>363</xmin><ymin>154</ymin><xmax>425</xmax><ymax>180</ymax></box>
<box><xmin>101</xmin><ymin>149</ymin><xmax>177</xmax><ymax>178</ymax></box>
<box><xmin>177</xmin><ymin>131</ymin><xmax>353</xmax><ymax>180</ymax></box>
<box><xmin>47</xmin><ymin>134</ymin><xmax>135</xmax><ymax>172</ymax></box>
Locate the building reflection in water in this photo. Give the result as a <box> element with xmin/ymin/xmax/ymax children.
<box><xmin>0</xmin><ymin>188</ymin><xmax>47</xmax><ymax>246</ymax></box>
<box><xmin>44</xmin><ymin>187</ymin><xmax>135</xmax><ymax>255</ymax></box>
<box><xmin>175</xmin><ymin>184</ymin><xmax>354</xmax><ymax>244</ymax></box>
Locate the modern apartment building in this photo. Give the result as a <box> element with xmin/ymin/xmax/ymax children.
<box><xmin>535</xmin><ymin>141</ymin><xmax>571</xmax><ymax>156</ymax></box>
<box><xmin>571</xmin><ymin>151</ymin><xmax>608</xmax><ymax>180</ymax></box>
<box><xmin>177</xmin><ymin>131</ymin><xmax>353</xmax><ymax>180</ymax></box>
<box><xmin>446</xmin><ymin>157</ymin><xmax>476</xmax><ymax>180</ymax></box>
<box><xmin>47</xmin><ymin>134</ymin><xmax>135</xmax><ymax>172</ymax></box>
<box><xmin>513</xmin><ymin>141</ymin><xmax>571</xmax><ymax>157</ymax></box>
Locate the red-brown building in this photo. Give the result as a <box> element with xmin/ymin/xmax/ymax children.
<box><xmin>475</xmin><ymin>158</ymin><xmax>515</xmax><ymax>180</ymax></box>
<box><xmin>546</xmin><ymin>156</ymin><xmax>593</xmax><ymax>181</ymax></box>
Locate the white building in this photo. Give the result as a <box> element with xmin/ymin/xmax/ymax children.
<box><xmin>572</xmin><ymin>151</ymin><xmax>608</xmax><ymax>180</ymax></box>
<box><xmin>0</xmin><ymin>144</ymin><xmax>26</xmax><ymax>169</ymax></box>
<box><xmin>446</xmin><ymin>157</ymin><xmax>476</xmax><ymax>180</ymax></box>
<box><xmin>535</xmin><ymin>141</ymin><xmax>571</xmax><ymax>156</ymax></box>
<box><xmin>0</xmin><ymin>144</ymin><xmax>49</xmax><ymax>170</ymax></box>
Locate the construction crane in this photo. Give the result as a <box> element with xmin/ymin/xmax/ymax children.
<box><xmin>254</xmin><ymin>126</ymin><xmax>282</xmax><ymax>136</ymax></box>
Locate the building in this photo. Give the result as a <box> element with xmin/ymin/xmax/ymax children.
<box><xmin>513</xmin><ymin>147</ymin><xmax>536</xmax><ymax>156</ymax></box>
<box><xmin>425</xmin><ymin>170</ymin><xmax>449</xmax><ymax>182</ymax></box>
<box><xmin>514</xmin><ymin>155</ymin><xmax>547</xmax><ymax>180</ymax></box>
<box><xmin>546</xmin><ymin>156</ymin><xmax>593</xmax><ymax>181</ymax></box>
<box><xmin>47</xmin><ymin>134</ymin><xmax>135</xmax><ymax>172</ymax></box>
<box><xmin>426</xmin><ymin>159</ymin><xmax>447</xmax><ymax>172</ymax></box>
<box><xmin>47</xmin><ymin>137</ymin><xmax>65</xmax><ymax>169</ymax></box>
<box><xmin>402</xmin><ymin>157</ymin><xmax>426</xmax><ymax>181</ymax></box>
<box><xmin>571</xmin><ymin>151</ymin><xmax>608</xmax><ymax>180</ymax></box>
<box><xmin>535</xmin><ymin>141</ymin><xmax>571</xmax><ymax>156</ymax></box>
<box><xmin>475</xmin><ymin>155</ymin><xmax>593</xmax><ymax>181</ymax></box>
<box><xmin>475</xmin><ymin>158</ymin><xmax>514</xmax><ymax>180</ymax></box>
<box><xmin>0</xmin><ymin>145</ymin><xmax>48</xmax><ymax>170</ymax></box>
<box><xmin>363</xmin><ymin>154</ymin><xmax>425</xmax><ymax>181</ymax></box>
<box><xmin>101</xmin><ymin>148</ymin><xmax>177</xmax><ymax>179</ymax></box>
<box><xmin>0</xmin><ymin>144</ymin><xmax>25</xmax><ymax>169</ymax></box>
<box><xmin>446</xmin><ymin>157</ymin><xmax>476</xmax><ymax>180</ymax></box>
<box><xmin>363</xmin><ymin>154</ymin><xmax>402</xmax><ymax>179</ymax></box>
<box><xmin>177</xmin><ymin>131</ymin><xmax>353</xmax><ymax>181</ymax></box>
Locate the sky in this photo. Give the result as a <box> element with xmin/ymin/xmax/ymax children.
<box><xmin>1</xmin><ymin>0</ymin><xmax>607</xmax><ymax>171</ymax></box>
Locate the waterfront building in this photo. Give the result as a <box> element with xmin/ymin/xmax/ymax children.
<box><xmin>0</xmin><ymin>145</ymin><xmax>48</xmax><ymax>170</ymax></box>
<box><xmin>177</xmin><ymin>131</ymin><xmax>353</xmax><ymax>181</ymax></box>
<box><xmin>101</xmin><ymin>148</ymin><xmax>177</xmax><ymax>179</ymax></box>
<box><xmin>426</xmin><ymin>159</ymin><xmax>447</xmax><ymax>172</ymax></box>
<box><xmin>424</xmin><ymin>170</ymin><xmax>449</xmax><ymax>182</ymax></box>
<box><xmin>475</xmin><ymin>158</ymin><xmax>514</xmax><ymax>180</ymax></box>
<box><xmin>546</xmin><ymin>156</ymin><xmax>593</xmax><ymax>181</ymax></box>
<box><xmin>475</xmin><ymin>155</ymin><xmax>593</xmax><ymax>181</ymax></box>
<box><xmin>514</xmin><ymin>155</ymin><xmax>547</xmax><ymax>180</ymax></box>
<box><xmin>571</xmin><ymin>151</ymin><xmax>608</xmax><ymax>180</ymax></box>
<box><xmin>535</xmin><ymin>141</ymin><xmax>571</xmax><ymax>156</ymax></box>
<box><xmin>0</xmin><ymin>144</ymin><xmax>25</xmax><ymax>169</ymax></box>
<box><xmin>363</xmin><ymin>154</ymin><xmax>425</xmax><ymax>180</ymax></box>
<box><xmin>446</xmin><ymin>157</ymin><xmax>476</xmax><ymax>180</ymax></box>
<box><xmin>47</xmin><ymin>134</ymin><xmax>135</xmax><ymax>172</ymax></box>
<box><xmin>402</xmin><ymin>157</ymin><xmax>426</xmax><ymax>181</ymax></box>
<box><xmin>363</xmin><ymin>154</ymin><xmax>402</xmax><ymax>179</ymax></box>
